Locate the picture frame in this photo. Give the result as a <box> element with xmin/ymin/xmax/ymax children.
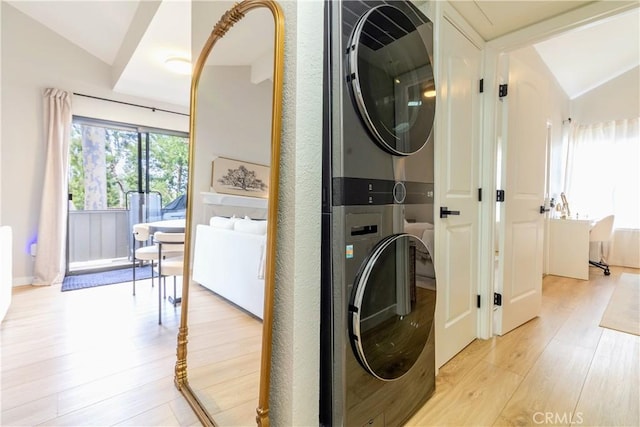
<box><xmin>211</xmin><ymin>156</ymin><xmax>270</xmax><ymax>198</ymax></box>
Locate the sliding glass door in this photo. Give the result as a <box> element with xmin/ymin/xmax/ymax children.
<box><xmin>147</xmin><ymin>132</ymin><xmax>189</xmax><ymax>219</ymax></box>
<box><xmin>67</xmin><ymin>117</ymin><xmax>188</xmax><ymax>273</ymax></box>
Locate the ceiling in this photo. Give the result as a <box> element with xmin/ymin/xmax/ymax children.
<box><xmin>448</xmin><ymin>0</ymin><xmax>594</xmax><ymax>40</ymax></box>
<box><xmin>533</xmin><ymin>7</ymin><xmax>639</xmax><ymax>98</ymax></box>
<box><xmin>6</xmin><ymin>0</ymin><xmax>639</xmax><ymax>105</ymax></box>
<box><xmin>449</xmin><ymin>1</ymin><xmax>640</xmax><ymax>99</ymax></box>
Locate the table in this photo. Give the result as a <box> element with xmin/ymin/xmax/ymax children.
<box><xmin>547</xmin><ymin>218</ymin><xmax>594</xmax><ymax>280</ymax></box>
<box><xmin>145</xmin><ymin>218</ymin><xmax>186</xmax><ymax>234</ymax></box>
<box><xmin>134</xmin><ymin>219</ymin><xmax>186</xmax><ymax>323</ymax></box>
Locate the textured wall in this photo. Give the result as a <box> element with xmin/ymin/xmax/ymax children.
<box><xmin>270</xmin><ymin>1</ymin><xmax>324</xmax><ymax>425</ymax></box>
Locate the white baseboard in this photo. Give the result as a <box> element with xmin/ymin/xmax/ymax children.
<box><xmin>13</xmin><ymin>277</ymin><xmax>34</xmax><ymax>286</ymax></box>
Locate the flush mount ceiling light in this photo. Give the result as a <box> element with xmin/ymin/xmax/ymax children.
<box><xmin>164</xmin><ymin>57</ymin><xmax>192</xmax><ymax>75</ymax></box>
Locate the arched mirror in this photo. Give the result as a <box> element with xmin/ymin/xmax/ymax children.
<box><xmin>175</xmin><ymin>1</ymin><xmax>284</xmax><ymax>425</ymax></box>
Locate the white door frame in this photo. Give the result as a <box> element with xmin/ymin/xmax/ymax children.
<box><xmin>433</xmin><ymin>1</ymin><xmax>486</xmax><ymax>366</ymax></box>
<box><xmin>423</xmin><ymin>0</ymin><xmax>637</xmax><ymax>361</ymax></box>
<box><xmin>476</xmin><ymin>0</ymin><xmax>637</xmax><ymax>338</ymax></box>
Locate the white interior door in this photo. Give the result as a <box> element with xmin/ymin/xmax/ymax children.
<box><xmin>435</xmin><ymin>17</ymin><xmax>481</xmax><ymax>367</ymax></box>
<box><xmin>494</xmin><ymin>53</ymin><xmax>547</xmax><ymax>335</ymax></box>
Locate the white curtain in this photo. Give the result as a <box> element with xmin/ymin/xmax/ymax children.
<box><xmin>32</xmin><ymin>89</ymin><xmax>72</xmax><ymax>286</ymax></box>
<box><xmin>565</xmin><ymin>118</ymin><xmax>640</xmax><ymax>228</ymax></box>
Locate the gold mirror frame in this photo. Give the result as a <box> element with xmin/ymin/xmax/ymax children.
<box><xmin>174</xmin><ymin>1</ymin><xmax>284</xmax><ymax>426</ymax></box>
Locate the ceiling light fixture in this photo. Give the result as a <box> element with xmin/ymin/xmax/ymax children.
<box><xmin>423</xmin><ymin>89</ymin><xmax>436</xmax><ymax>98</ymax></box>
<box><xmin>164</xmin><ymin>57</ymin><xmax>192</xmax><ymax>75</ymax></box>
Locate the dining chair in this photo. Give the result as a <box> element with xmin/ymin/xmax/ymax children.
<box><xmin>132</xmin><ymin>224</ymin><xmax>182</xmax><ymax>296</ymax></box>
<box><xmin>153</xmin><ymin>231</ymin><xmax>185</xmax><ymax>325</ymax></box>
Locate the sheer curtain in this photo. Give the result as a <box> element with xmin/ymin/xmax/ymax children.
<box><xmin>565</xmin><ymin>118</ymin><xmax>640</xmax><ymax>228</ymax></box>
<box><xmin>32</xmin><ymin>89</ymin><xmax>72</xmax><ymax>286</ymax></box>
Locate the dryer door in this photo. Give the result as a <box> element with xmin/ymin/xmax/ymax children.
<box><xmin>350</xmin><ymin>233</ymin><xmax>436</xmax><ymax>381</ymax></box>
<box><xmin>347</xmin><ymin>4</ymin><xmax>435</xmax><ymax>156</ymax></box>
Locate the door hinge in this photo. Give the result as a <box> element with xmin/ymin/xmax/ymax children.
<box><xmin>68</xmin><ymin>193</ymin><xmax>73</xmax><ymax>201</ymax></box>
<box><xmin>477</xmin><ymin>294</ymin><xmax>481</xmax><ymax>308</ymax></box>
<box><xmin>499</xmin><ymin>84</ymin><xmax>508</xmax><ymax>98</ymax></box>
<box><xmin>496</xmin><ymin>189</ymin><xmax>505</xmax><ymax>202</ymax></box>
<box><xmin>494</xmin><ymin>292</ymin><xmax>503</xmax><ymax>306</ymax></box>
<box><xmin>479</xmin><ymin>79</ymin><xmax>484</xmax><ymax>93</ymax></box>
<box><xmin>478</xmin><ymin>188</ymin><xmax>482</xmax><ymax>202</ymax></box>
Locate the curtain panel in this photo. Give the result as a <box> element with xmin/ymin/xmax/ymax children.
<box><xmin>565</xmin><ymin>118</ymin><xmax>639</xmax><ymax>228</ymax></box>
<box><xmin>32</xmin><ymin>89</ymin><xmax>72</xmax><ymax>286</ymax></box>
<box><xmin>565</xmin><ymin>117</ymin><xmax>640</xmax><ymax>268</ymax></box>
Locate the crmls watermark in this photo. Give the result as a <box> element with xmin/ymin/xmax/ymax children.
<box><xmin>533</xmin><ymin>412</ymin><xmax>584</xmax><ymax>425</ymax></box>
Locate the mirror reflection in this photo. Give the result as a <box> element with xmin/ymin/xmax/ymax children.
<box><xmin>175</xmin><ymin>1</ymin><xmax>282</xmax><ymax>426</ymax></box>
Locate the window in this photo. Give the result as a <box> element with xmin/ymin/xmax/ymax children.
<box><xmin>565</xmin><ymin>118</ymin><xmax>639</xmax><ymax>228</ymax></box>
<box><xmin>69</xmin><ymin>117</ymin><xmax>189</xmax><ymax>214</ymax></box>
<box><xmin>67</xmin><ymin>117</ymin><xmax>189</xmax><ymax>272</ymax></box>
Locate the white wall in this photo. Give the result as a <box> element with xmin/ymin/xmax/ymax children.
<box><xmin>570</xmin><ymin>66</ymin><xmax>640</xmax><ymax>124</ymax></box>
<box><xmin>191</xmin><ymin>65</ymin><xmax>272</xmax><ymax>226</ymax></box>
<box><xmin>269</xmin><ymin>1</ymin><xmax>323</xmax><ymax>425</ymax></box>
<box><xmin>0</xmin><ymin>1</ymin><xmax>3</xmax><ymax>226</ymax></box>
<box><xmin>1</xmin><ymin>3</ymin><xmax>188</xmax><ymax>284</ymax></box>
<box><xmin>0</xmin><ymin>5</ymin><xmax>9</xmax><ymax>322</ymax></box>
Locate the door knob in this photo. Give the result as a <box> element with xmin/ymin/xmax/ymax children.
<box><xmin>440</xmin><ymin>207</ymin><xmax>461</xmax><ymax>218</ymax></box>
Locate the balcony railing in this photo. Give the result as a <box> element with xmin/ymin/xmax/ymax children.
<box><xmin>68</xmin><ymin>210</ymin><xmax>130</xmax><ymax>268</ymax></box>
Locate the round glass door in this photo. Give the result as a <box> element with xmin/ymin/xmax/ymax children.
<box><xmin>348</xmin><ymin>4</ymin><xmax>436</xmax><ymax>156</ymax></box>
<box><xmin>349</xmin><ymin>234</ymin><xmax>436</xmax><ymax>381</ymax></box>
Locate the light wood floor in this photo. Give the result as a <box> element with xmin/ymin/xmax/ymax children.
<box><xmin>408</xmin><ymin>266</ymin><xmax>640</xmax><ymax>427</ymax></box>
<box><xmin>2</xmin><ymin>267</ymin><xmax>639</xmax><ymax>426</ymax></box>
<box><xmin>1</xmin><ymin>277</ymin><xmax>202</xmax><ymax>426</ymax></box>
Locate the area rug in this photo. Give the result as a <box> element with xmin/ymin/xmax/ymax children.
<box><xmin>61</xmin><ymin>266</ymin><xmax>153</xmax><ymax>292</ymax></box>
<box><xmin>600</xmin><ymin>273</ymin><xmax>640</xmax><ymax>336</ymax></box>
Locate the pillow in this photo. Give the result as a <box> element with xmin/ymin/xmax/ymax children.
<box><xmin>234</xmin><ymin>218</ymin><xmax>267</xmax><ymax>235</ymax></box>
<box><xmin>209</xmin><ymin>216</ymin><xmax>237</xmax><ymax>229</ymax></box>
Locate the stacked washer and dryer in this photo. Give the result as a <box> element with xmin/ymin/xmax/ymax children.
<box><xmin>321</xmin><ymin>1</ymin><xmax>437</xmax><ymax>426</ymax></box>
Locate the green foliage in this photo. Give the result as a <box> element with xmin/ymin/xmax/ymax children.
<box><xmin>148</xmin><ymin>133</ymin><xmax>189</xmax><ymax>205</ymax></box>
<box><xmin>104</xmin><ymin>129</ymin><xmax>138</xmax><ymax>208</ymax></box>
<box><xmin>68</xmin><ymin>126</ymin><xmax>85</xmax><ymax>209</ymax></box>
<box><xmin>68</xmin><ymin>124</ymin><xmax>188</xmax><ymax>210</ymax></box>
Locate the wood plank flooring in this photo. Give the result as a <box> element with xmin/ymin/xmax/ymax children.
<box><xmin>1</xmin><ymin>278</ymin><xmax>200</xmax><ymax>426</ymax></box>
<box><xmin>2</xmin><ymin>267</ymin><xmax>639</xmax><ymax>426</ymax></box>
<box><xmin>407</xmin><ymin>267</ymin><xmax>640</xmax><ymax>427</ymax></box>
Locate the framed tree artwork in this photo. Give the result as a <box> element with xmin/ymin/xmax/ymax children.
<box><xmin>211</xmin><ymin>156</ymin><xmax>270</xmax><ymax>198</ymax></box>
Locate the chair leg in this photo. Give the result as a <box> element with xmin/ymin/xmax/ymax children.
<box><xmin>132</xmin><ymin>258</ymin><xmax>136</xmax><ymax>296</ymax></box>
<box><xmin>173</xmin><ymin>276</ymin><xmax>177</xmax><ymax>307</ymax></box>
<box><xmin>158</xmin><ymin>277</ymin><xmax>162</xmax><ymax>325</ymax></box>
<box><xmin>589</xmin><ymin>260</ymin><xmax>611</xmax><ymax>276</ymax></box>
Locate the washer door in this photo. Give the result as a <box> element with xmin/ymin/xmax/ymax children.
<box><xmin>348</xmin><ymin>4</ymin><xmax>435</xmax><ymax>156</ymax></box>
<box><xmin>350</xmin><ymin>233</ymin><xmax>435</xmax><ymax>381</ymax></box>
